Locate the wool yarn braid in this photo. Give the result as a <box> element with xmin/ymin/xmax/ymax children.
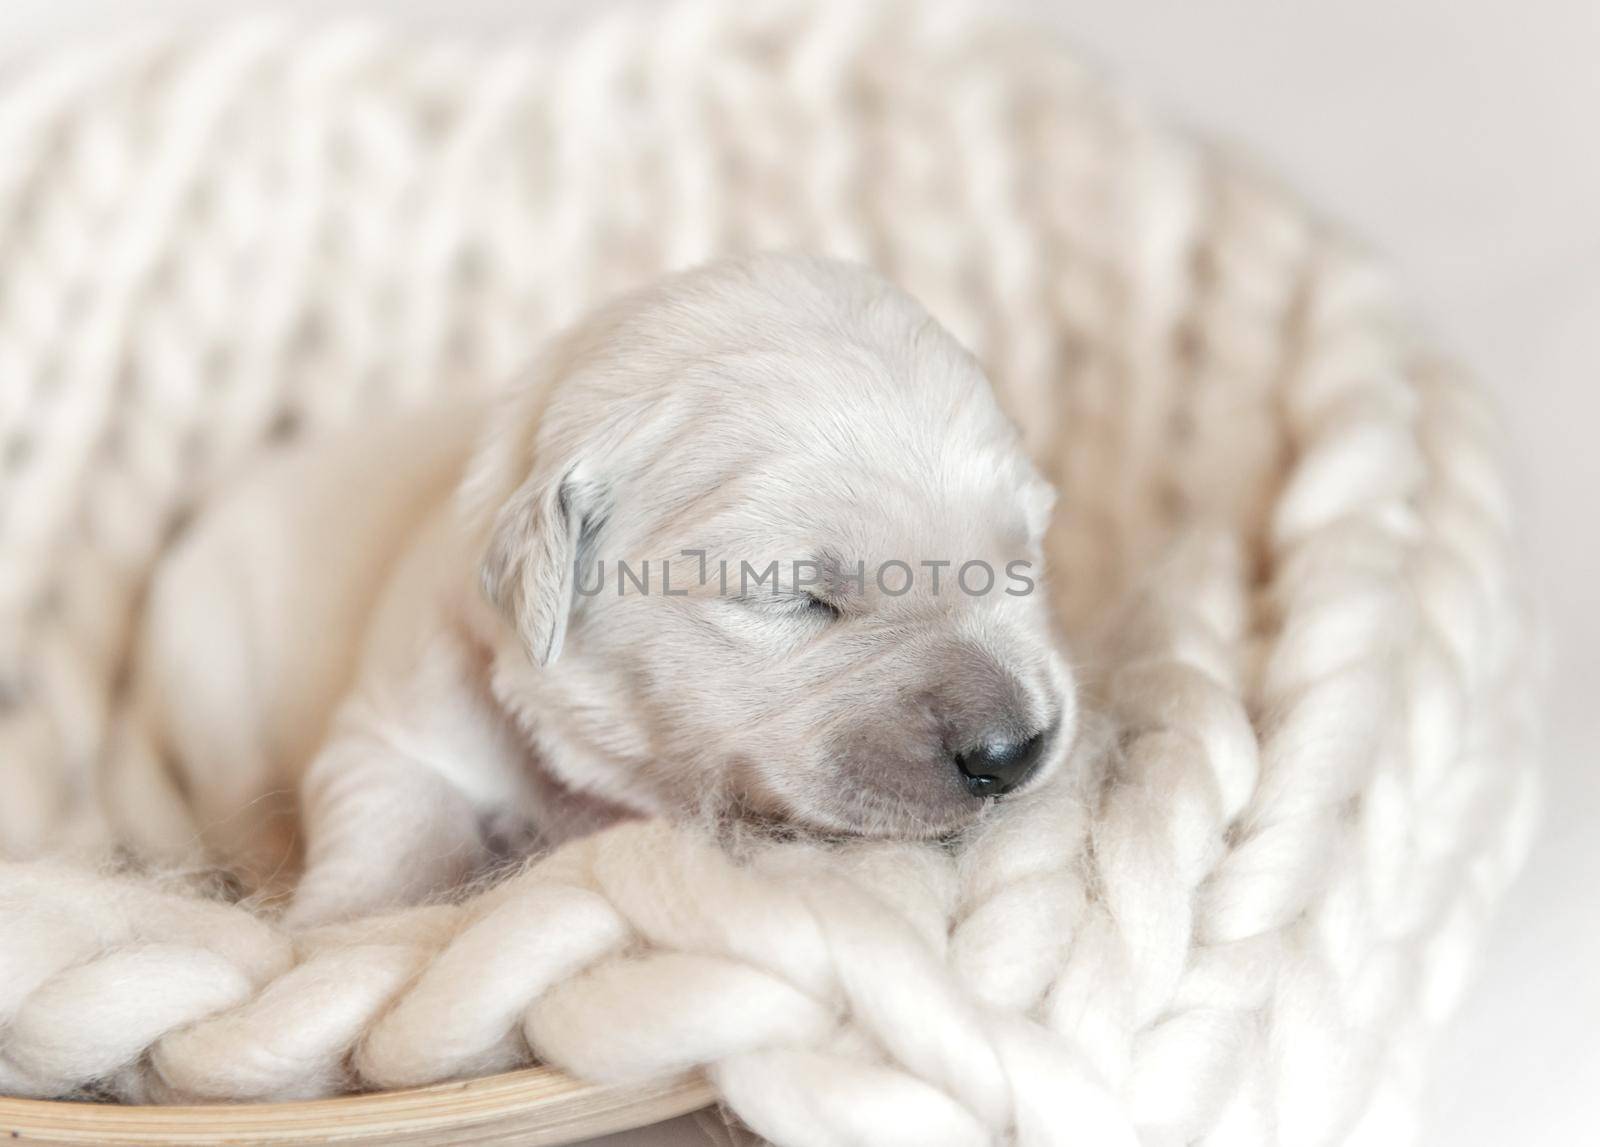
<box><xmin>0</xmin><ymin>2</ymin><xmax>1539</xmax><ymax>1143</ymax></box>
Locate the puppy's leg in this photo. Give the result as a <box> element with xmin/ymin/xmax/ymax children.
<box><xmin>286</xmin><ymin>731</ymin><xmax>490</xmax><ymax>928</ymax></box>
<box><xmin>284</xmin><ymin>503</ymin><xmax>541</xmax><ymax>927</ymax></box>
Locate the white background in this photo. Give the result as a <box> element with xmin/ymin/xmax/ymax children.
<box><xmin>3</xmin><ymin>2</ymin><xmax>1594</xmax><ymax>1143</ymax></box>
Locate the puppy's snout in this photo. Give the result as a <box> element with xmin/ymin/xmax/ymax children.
<box><xmin>953</xmin><ymin>723</ymin><xmax>1052</xmax><ymax>798</ymax></box>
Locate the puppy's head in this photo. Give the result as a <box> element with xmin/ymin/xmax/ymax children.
<box><xmin>468</xmin><ymin>255</ymin><xmax>1074</xmax><ymax>838</ymax></box>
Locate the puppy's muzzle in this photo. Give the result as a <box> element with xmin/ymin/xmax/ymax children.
<box><xmin>952</xmin><ymin>719</ymin><xmax>1056</xmax><ymax>797</ymax></box>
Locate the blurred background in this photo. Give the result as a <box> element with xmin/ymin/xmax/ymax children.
<box><xmin>4</xmin><ymin>2</ymin><xmax>1594</xmax><ymax>1143</ymax></box>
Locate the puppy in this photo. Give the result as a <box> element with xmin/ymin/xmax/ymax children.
<box><xmin>118</xmin><ymin>255</ymin><xmax>1077</xmax><ymax>925</ymax></box>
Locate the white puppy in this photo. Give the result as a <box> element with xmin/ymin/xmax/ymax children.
<box><xmin>118</xmin><ymin>255</ymin><xmax>1077</xmax><ymax>925</ymax></box>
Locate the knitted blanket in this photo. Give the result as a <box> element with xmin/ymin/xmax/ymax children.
<box><xmin>0</xmin><ymin>2</ymin><xmax>1538</xmax><ymax>1143</ymax></box>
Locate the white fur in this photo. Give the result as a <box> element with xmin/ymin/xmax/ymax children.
<box><xmin>127</xmin><ymin>255</ymin><xmax>1073</xmax><ymax>926</ymax></box>
<box><xmin>0</xmin><ymin>6</ymin><xmax>1538</xmax><ymax>1144</ymax></box>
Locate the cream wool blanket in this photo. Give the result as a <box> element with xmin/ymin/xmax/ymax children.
<box><xmin>0</xmin><ymin>2</ymin><xmax>1539</xmax><ymax>1143</ymax></box>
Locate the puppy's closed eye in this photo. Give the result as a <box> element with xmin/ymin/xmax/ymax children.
<box><xmin>732</xmin><ymin>590</ymin><xmax>844</xmax><ymax>624</ymax></box>
<box><xmin>800</xmin><ymin>592</ymin><xmax>845</xmax><ymax>621</ymax></box>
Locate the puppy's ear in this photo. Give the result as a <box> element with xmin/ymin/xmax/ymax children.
<box><xmin>480</xmin><ymin>463</ymin><xmax>606</xmax><ymax>666</ymax></box>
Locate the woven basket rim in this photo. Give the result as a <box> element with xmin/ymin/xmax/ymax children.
<box><xmin>0</xmin><ymin>1067</ymin><xmax>714</xmax><ymax>1145</ymax></box>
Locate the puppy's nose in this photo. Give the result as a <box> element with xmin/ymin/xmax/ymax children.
<box><xmin>955</xmin><ymin>729</ymin><xmax>1047</xmax><ymax>798</ymax></box>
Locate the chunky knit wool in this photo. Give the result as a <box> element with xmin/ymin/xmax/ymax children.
<box><xmin>0</xmin><ymin>2</ymin><xmax>1539</xmax><ymax>1144</ymax></box>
